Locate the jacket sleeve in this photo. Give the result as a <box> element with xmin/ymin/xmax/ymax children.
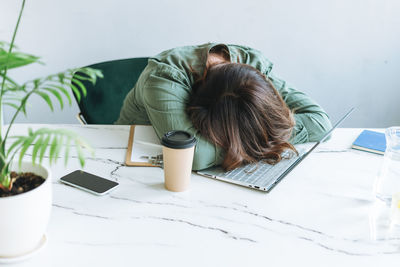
<box><xmin>268</xmin><ymin>72</ymin><xmax>332</xmax><ymax>144</ymax></box>
<box><xmin>142</xmin><ymin>67</ymin><xmax>224</xmax><ymax>171</ymax></box>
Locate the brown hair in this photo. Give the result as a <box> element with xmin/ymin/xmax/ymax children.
<box><xmin>187</xmin><ymin>63</ymin><xmax>297</xmax><ymax>171</ymax></box>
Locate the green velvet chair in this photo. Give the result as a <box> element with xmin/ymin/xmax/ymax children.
<box><xmin>72</xmin><ymin>57</ymin><xmax>149</xmax><ymax>124</ymax></box>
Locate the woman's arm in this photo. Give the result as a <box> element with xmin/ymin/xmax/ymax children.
<box><xmin>238</xmin><ymin>45</ymin><xmax>331</xmax><ymax>144</ymax></box>
<box><xmin>142</xmin><ymin>71</ymin><xmax>224</xmax><ymax>171</ymax></box>
<box><xmin>268</xmin><ymin>72</ymin><xmax>332</xmax><ymax>144</ymax></box>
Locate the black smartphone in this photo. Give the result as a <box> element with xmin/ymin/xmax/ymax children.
<box><xmin>59</xmin><ymin>170</ymin><xmax>119</xmax><ymax>196</ymax></box>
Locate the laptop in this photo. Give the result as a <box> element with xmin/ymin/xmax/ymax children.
<box><xmin>197</xmin><ymin>108</ymin><xmax>354</xmax><ymax>192</ymax></box>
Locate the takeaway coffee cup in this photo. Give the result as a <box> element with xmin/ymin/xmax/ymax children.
<box><xmin>161</xmin><ymin>131</ymin><xmax>197</xmax><ymax>192</ymax></box>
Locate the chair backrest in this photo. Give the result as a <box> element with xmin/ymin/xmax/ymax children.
<box><xmin>72</xmin><ymin>57</ymin><xmax>149</xmax><ymax>124</ymax></box>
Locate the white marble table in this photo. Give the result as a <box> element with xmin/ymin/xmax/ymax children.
<box><xmin>8</xmin><ymin>124</ymin><xmax>400</xmax><ymax>266</ymax></box>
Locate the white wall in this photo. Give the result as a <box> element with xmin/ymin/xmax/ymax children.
<box><xmin>1</xmin><ymin>0</ymin><xmax>399</xmax><ymax>127</ymax></box>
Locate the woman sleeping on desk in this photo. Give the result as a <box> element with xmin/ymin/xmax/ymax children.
<box><xmin>115</xmin><ymin>43</ymin><xmax>332</xmax><ymax>171</ymax></box>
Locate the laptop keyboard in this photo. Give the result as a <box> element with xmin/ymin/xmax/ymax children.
<box><xmin>214</xmin><ymin>150</ymin><xmax>303</xmax><ymax>188</ymax></box>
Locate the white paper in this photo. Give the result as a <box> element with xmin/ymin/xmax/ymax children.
<box><xmin>130</xmin><ymin>126</ymin><xmax>162</xmax><ymax>163</ymax></box>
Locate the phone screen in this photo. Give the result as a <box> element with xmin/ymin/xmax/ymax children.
<box><xmin>60</xmin><ymin>170</ymin><xmax>119</xmax><ymax>195</ymax></box>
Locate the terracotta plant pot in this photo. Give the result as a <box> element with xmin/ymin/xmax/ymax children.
<box><xmin>0</xmin><ymin>161</ymin><xmax>52</xmax><ymax>258</ymax></box>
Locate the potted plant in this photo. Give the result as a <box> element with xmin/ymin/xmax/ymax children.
<box><xmin>0</xmin><ymin>0</ymin><xmax>102</xmax><ymax>260</ymax></box>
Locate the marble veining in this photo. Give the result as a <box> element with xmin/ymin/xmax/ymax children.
<box><xmin>148</xmin><ymin>216</ymin><xmax>258</xmax><ymax>243</ymax></box>
<box><xmin>7</xmin><ymin>125</ymin><xmax>400</xmax><ymax>267</ymax></box>
<box><xmin>109</xmin><ymin>195</ymin><xmax>191</xmax><ymax>208</ymax></box>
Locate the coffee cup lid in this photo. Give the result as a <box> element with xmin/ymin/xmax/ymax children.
<box><xmin>161</xmin><ymin>130</ymin><xmax>197</xmax><ymax>149</ymax></box>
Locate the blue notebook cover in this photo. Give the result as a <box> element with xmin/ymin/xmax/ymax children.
<box><xmin>352</xmin><ymin>130</ymin><xmax>386</xmax><ymax>155</ymax></box>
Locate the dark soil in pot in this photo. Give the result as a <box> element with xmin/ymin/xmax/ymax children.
<box><xmin>0</xmin><ymin>172</ymin><xmax>45</xmax><ymax>197</ymax></box>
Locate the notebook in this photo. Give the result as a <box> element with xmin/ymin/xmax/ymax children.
<box><xmin>351</xmin><ymin>130</ymin><xmax>386</xmax><ymax>155</ymax></box>
<box><xmin>197</xmin><ymin>108</ymin><xmax>354</xmax><ymax>192</ymax></box>
<box><xmin>125</xmin><ymin>125</ymin><xmax>162</xmax><ymax>167</ymax></box>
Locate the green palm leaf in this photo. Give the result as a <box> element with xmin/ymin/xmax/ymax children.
<box><xmin>0</xmin><ymin>73</ymin><xmax>19</xmax><ymax>87</ymax></box>
<box><xmin>4</xmin><ymin>102</ymin><xmax>19</xmax><ymax>110</ymax></box>
<box><xmin>7</xmin><ymin>128</ymin><xmax>94</xmax><ymax>168</ymax></box>
<box><xmin>18</xmin><ymin>135</ymin><xmax>34</xmax><ymax>166</ymax></box>
<box><xmin>48</xmin><ymin>135</ymin><xmax>58</xmax><ymax>164</ymax></box>
<box><xmin>7</xmin><ymin>137</ymin><xmax>25</xmax><ymax>157</ymax></box>
<box><xmin>71</xmin><ymin>78</ymin><xmax>87</xmax><ymax>97</ymax></box>
<box><xmin>64</xmin><ymin>137</ymin><xmax>71</xmax><ymax>166</ymax></box>
<box><xmin>39</xmin><ymin>134</ymin><xmax>51</xmax><ymax>163</ymax></box>
<box><xmin>47</xmin><ymin>84</ymin><xmax>72</xmax><ymax>106</ymax></box>
<box><xmin>42</xmin><ymin>87</ymin><xmax>64</xmax><ymax>109</ymax></box>
<box><xmin>31</xmin><ymin>135</ymin><xmax>44</xmax><ymax>165</ymax></box>
<box><xmin>70</xmin><ymin>82</ymin><xmax>81</xmax><ymax>102</ymax></box>
<box><xmin>1</xmin><ymin>17</ymin><xmax>101</xmax><ymax>188</ymax></box>
<box><xmin>54</xmin><ymin>135</ymin><xmax>64</xmax><ymax>161</ymax></box>
<box><xmin>34</xmin><ymin>91</ymin><xmax>53</xmax><ymax>111</ymax></box>
<box><xmin>75</xmin><ymin>140</ymin><xmax>85</xmax><ymax>167</ymax></box>
<box><xmin>0</xmin><ymin>50</ymin><xmax>40</xmax><ymax>70</ymax></box>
